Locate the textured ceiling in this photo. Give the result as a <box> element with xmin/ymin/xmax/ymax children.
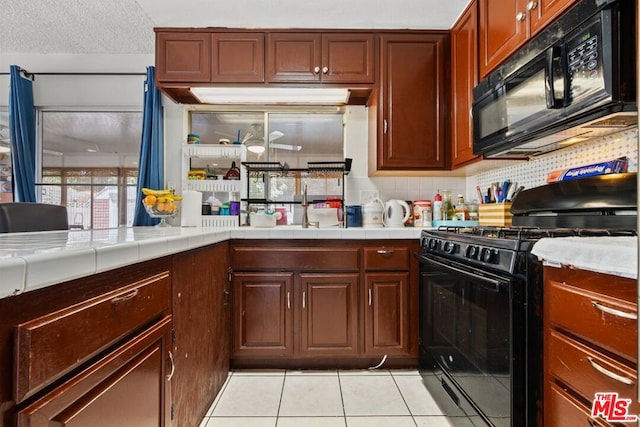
<box><xmin>1</xmin><ymin>0</ymin><xmax>470</xmax><ymax>55</ymax></box>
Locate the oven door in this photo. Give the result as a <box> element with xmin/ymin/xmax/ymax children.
<box><xmin>418</xmin><ymin>253</ymin><xmax>527</xmax><ymax>427</ymax></box>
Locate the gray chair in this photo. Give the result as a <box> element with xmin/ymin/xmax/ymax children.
<box><xmin>0</xmin><ymin>203</ymin><xmax>69</xmax><ymax>233</ymax></box>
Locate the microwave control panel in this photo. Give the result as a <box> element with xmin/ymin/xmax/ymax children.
<box><xmin>566</xmin><ymin>20</ymin><xmax>604</xmax><ymax>100</ymax></box>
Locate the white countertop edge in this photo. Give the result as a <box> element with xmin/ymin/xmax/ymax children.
<box><xmin>0</xmin><ymin>226</ymin><xmax>423</xmax><ymax>297</ymax></box>
<box><xmin>531</xmin><ymin>236</ymin><xmax>638</xmax><ymax>280</ymax></box>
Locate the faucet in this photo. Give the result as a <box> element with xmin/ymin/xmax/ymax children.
<box><xmin>301</xmin><ymin>183</ymin><xmax>318</xmax><ymax>228</ymax></box>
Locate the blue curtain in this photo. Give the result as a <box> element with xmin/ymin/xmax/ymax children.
<box><xmin>133</xmin><ymin>66</ymin><xmax>164</xmax><ymax>226</ymax></box>
<box><xmin>8</xmin><ymin>65</ymin><xmax>36</xmax><ymax>202</ymax></box>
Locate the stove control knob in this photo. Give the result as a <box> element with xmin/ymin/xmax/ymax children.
<box><xmin>428</xmin><ymin>238</ymin><xmax>440</xmax><ymax>250</ymax></box>
<box><xmin>465</xmin><ymin>245</ymin><xmax>479</xmax><ymax>259</ymax></box>
<box><xmin>443</xmin><ymin>241</ymin><xmax>458</xmax><ymax>254</ymax></box>
<box><xmin>481</xmin><ymin>248</ymin><xmax>498</xmax><ymax>263</ymax></box>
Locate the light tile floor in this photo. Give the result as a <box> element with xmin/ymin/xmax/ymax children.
<box><xmin>199</xmin><ymin>369</ymin><xmax>469</xmax><ymax>427</ymax></box>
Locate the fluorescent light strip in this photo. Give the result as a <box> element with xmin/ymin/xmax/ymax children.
<box><xmin>191</xmin><ymin>87</ymin><xmax>350</xmax><ymax>105</ymax></box>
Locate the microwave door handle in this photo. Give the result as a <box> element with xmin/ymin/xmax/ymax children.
<box><xmin>545</xmin><ymin>46</ymin><xmax>565</xmax><ymax>109</ymax></box>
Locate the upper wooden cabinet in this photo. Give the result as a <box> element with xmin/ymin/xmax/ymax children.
<box><xmin>156</xmin><ymin>31</ymin><xmax>265</xmax><ymax>84</ymax></box>
<box><xmin>267</xmin><ymin>33</ymin><xmax>375</xmax><ymax>83</ymax></box>
<box><xmin>529</xmin><ymin>0</ymin><xmax>577</xmax><ymax>37</ymax></box>
<box><xmin>450</xmin><ymin>1</ymin><xmax>479</xmax><ymax>168</ymax></box>
<box><xmin>479</xmin><ymin>0</ymin><xmax>576</xmax><ymax>78</ymax></box>
<box><xmin>377</xmin><ymin>33</ymin><xmax>449</xmax><ymax>171</ymax></box>
<box><xmin>156</xmin><ymin>32</ymin><xmax>211</xmax><ymax>82</ymax></box>
<box><xmin>211</xmin><ymin>33</ymin><xmax>265</xmax><ymax>83</ymax></box>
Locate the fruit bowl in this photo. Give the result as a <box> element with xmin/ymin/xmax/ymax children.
<box><xmin>142</xmin><ymin>196</ymin><xmax>180</xmax><ymax>227</ymax></box>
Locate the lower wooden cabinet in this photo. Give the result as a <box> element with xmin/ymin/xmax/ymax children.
<box><xmin>233</xmin><ymin>272</ymin><xmax>294</xmax><ymax>356</ymax></box>
<box><xmin>364</xmin><ymin>272</ymin><xmax>408</xmax><ymax>355</ymax></box>
<box><xmin>230</xmin><ymin>240</ymin><xmax>419</xmax><ymax>366</ymax></box>
<box><xmin>17</xmin><ymin>317</ymin><xmax>172</xmax><ymax>427</ymax></box>
<box><xmin>543</xmin><ymin>266</ymin><xmax>638</xmax><ymax>426</ymax></box>
<box><xmin>299</xmin><ymin>273</ymin><xmax>359</xmax><ymax>356</ymax></box>
<box><xmin>171</xmin><ymin>243</ymin><xmax>231</xmax><ymax>427</ymax></box>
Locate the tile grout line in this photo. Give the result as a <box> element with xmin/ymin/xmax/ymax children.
<box><xmin>206</xmin><ymin>370</ymin><xmax>233</xmax><ymax>420</ymax></box>
<box><xmin>274</xmin><ymin>369</ymin><xmax>288</xmax><ymax>426</ymax></box>
<box><xmin>336</xmin><ymin>369</ymin><xmax>348</xmax><ymax>425</ymax></box>
<box><xmin>389</xmin><ymin>371</ymin><xmax>419</xmax><ymax>427</ymax></box>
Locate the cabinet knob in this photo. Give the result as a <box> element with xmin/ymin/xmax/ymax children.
<box><xmin>516</xmin><ymin>11</ymin><xmax>526</xmax><ymax>21</ymax></box>
<box><xmin>526</xmin><ymin>1</ymin><xmax>537</xmax><ymax>10</ymax></box>
<box><xmin>314</xmin><ymin>66</ymin><xmax>321</xmax><ymax>74</ymax></box>
<box><xmin>322</xmin><ymin>66</ymin><xmax>329</xmax><ymax>74</ymax></box>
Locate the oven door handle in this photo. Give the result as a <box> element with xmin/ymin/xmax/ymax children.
<box><xmin>422</xmin><ymin>256</ymin><xmax>504</xmax><ymax>292</ymax></box>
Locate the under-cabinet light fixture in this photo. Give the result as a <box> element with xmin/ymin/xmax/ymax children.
<box><xmin>190</xmin><ymin>87</ymin><xmax>350</xmax><ymax>105</ymax></box>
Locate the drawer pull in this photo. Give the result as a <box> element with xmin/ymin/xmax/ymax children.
<box><xmin>287</xmin><ymin>292</ymin><xmax>291</xmax><ymax>310</ymax></box>
<box><xmin>587</xmin><ymin>357</ymin><xmax>634</xmax><ymax>386</ymax></box>
<box><xmin>110</xmin><ymin>289</ymin><xmax>139</xmax><ymax>304</ymax></box>
<box><xmin>377</xmin><ymin>250</ymin><xmax>395</xmax><ymax>255</ymax></box>
<box><xmin>591</xmin><ymin>301</ymin><xmax>637</xmax><ymax>320</ymax></box>
<box><xmin>302</xmin><ymin>291</ymin><xmax>306</xmax><ymax>309</ymax></box>
<box><xmin>167</xmin><ymin>351</ymin><xmax>175</xmax><ymax>382</ymax></box>
<box><xmin>368</xmin><ymin>289</ymin><xmax>372</xmax><ymax>306</ymax></box>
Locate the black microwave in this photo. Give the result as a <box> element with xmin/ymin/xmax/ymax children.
<box><xmin>472</xmin><ymin>0</ymin><xmax>637</xmax><ymax>159</ymax></box>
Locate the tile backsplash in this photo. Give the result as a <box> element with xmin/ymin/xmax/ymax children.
<box><xmin>349</xmin><ymin>128</ymin><xmax>637</xmax><ymax>206</ymax></box>
<box><xmin>468</xmin><ymin>128</ymin><xmax>638</xmax><ymax>198</ymax></box>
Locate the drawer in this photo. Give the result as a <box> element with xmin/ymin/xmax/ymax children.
<box><xmin>232</xmin><ymin>247</ymin><xmax>359</xmax><ymax>271</ymax></box>
<box><xmin>546</xmin><ymin>381</ymin><xmax>612</xmax><ymax>427</ymax></box>
<box><xmin>546</xmin><ymin>329</ymin><xmax>639</xmax><ymax>417</ymax></box>
<box><xmin>14</xmin><ymin>272</ymin><xmax>171</xmax><ymax>403</ymax></box>
<box><xmin>364</xmin><ymin>247</ymin><xmax>409</xmax><ymax>271</ymax></box>
<box><xmin>546</xmin><ymin>278</ymin><xmax>637</xmax><ymax>361</ymax></box>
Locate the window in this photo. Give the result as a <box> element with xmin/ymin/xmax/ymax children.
<box><xmin>0</xmin><ymin>110</ymin><xmax>11</xmax><ymax>203</ymax></box>
<box><xmin>37</xmin><ymin>111</ymin><xmax>142</xmax><ymax>229</ymax></box>
<box><xmin>190</xmin><ymin>108</ymin><xmax>345</xmax><ymax>211</ymax></box>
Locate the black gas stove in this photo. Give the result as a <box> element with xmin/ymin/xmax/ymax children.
<box><xmin>420</xmin><ymin>226</ymin><xmax>637</xmax><ymax>276</ymax></box>
<box><xmin>417</xmin><ymin>173</ymin><xmax>637</xmax><ymax>427</ymax></box>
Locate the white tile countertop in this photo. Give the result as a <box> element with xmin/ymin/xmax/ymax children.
<box><xmin>0</xmin><ymin>225</ymin><xmax>424</xmax><ymax>299</ymax></box>
<box><xmin>531</xmin><ymin>236</ymin><xmax>638</xmax><ymax>280</ymax></box>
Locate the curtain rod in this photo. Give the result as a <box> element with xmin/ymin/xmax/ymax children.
<box><xmin>0</xmin><ymin>72</ymin><xmax>146</xmax><ymax>78</ymax></box>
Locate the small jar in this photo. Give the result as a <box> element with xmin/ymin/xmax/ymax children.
<box><xmin>467</xmin><ymin>201</ymin><xmax>479</xmax><ymax>221</ymax></box>
<box><xmin>413</xmin><ymin>200</ymin><xmax>432</xmax><ymax>227</ymax></box>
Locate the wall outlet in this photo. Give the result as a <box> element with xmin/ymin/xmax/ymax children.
<box><xmin>360</xmin><ymin>190</ymin><xmax>379</xmax><ymax>204</ymax></box>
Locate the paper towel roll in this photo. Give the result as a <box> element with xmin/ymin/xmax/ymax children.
<box><xmin>180</xmin><ymin>190</ymin><xmax>202</xmax><ymax>227</ymax></box>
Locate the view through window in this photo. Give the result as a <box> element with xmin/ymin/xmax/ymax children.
<box><xmin>38</xmin><ymin>111</ymin><xmax>142</xmax><ymax>229</ymax></box>
<box><xmin>190</xmin><ymin>109</ymin><xmax>345</xmax><ymax>216</ymax></box>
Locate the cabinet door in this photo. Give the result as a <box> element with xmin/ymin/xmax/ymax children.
<box><xmin>233</xmin><ymin>272</ymin><xmax>294</xmax><ymax>356</ymax></box>
<box><xmin>321</xmin><ymin>34</ymin><xmax>375</xmax><ymax>83</ymax></box>
<box><xmin>478</xmin><ymin>0</ymin><xmax>527</xmax><ymax>79</ymax></box>
<box><xmin>451</xmin><ymin>2</ymin><xmax>480</xmax><ymax>168</ymax></box>
<box><xmin>299</xmin><ymin>273</ymin><xmax>359</xmax><ymax>356</ymax></box>
<box><xmin>17</xmin><ymin>317</ymin><xmax>172</xmax><ymax>427</ymax></box>
<box><xmin>528</xmin><ymin>0</ymin><xmax>576</xmax><ymax>36</ymax></box>
<box><xmin>364</xmin><ymin>273</ymin><xmax>409</xmax><ymax>355</ymax></box>
<box><xmin>378</xmin><ymin>33</ymin><xmax>449</xmax><ymax>170</ymax></box>
<box><xmin>156</xmin><ymin>32</ymin><xmax>211</xmax><ymax>82</ymax></box>
<box><xmin>267</xmin><ymin>33</ymin><xmax>321</xmax><ymax>82</ymax></box>
<box><xmin>171</xmin><ymin>244</ymin><xmax>230</xmax><ymax>427</ymax></box>
<box><xmin>212</xmin><ymin>33</ymin><xmax>265</xmax><ymax>82</ymax></box>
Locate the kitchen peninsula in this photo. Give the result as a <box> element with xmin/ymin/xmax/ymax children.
<box><xmin>0</xmin><ymin>225</ymin><xmax>421</xmax><ymax>426</ymax></box>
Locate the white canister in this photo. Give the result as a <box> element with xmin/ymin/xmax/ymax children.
<box><xmin>362</xmin><ymin>199</ymin><xmax>384</xmax><ymax>228</ymax></box>
<box><xmin>413</xmin><ymin>200</ymin><xmax>432</xmax><ymax>227</ymax></box>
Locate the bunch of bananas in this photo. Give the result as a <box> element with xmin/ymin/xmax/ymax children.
<box><xmin>142</xmin><ymin>188</ymin><xmax>182</xmax><ymax>214</ymax></box>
